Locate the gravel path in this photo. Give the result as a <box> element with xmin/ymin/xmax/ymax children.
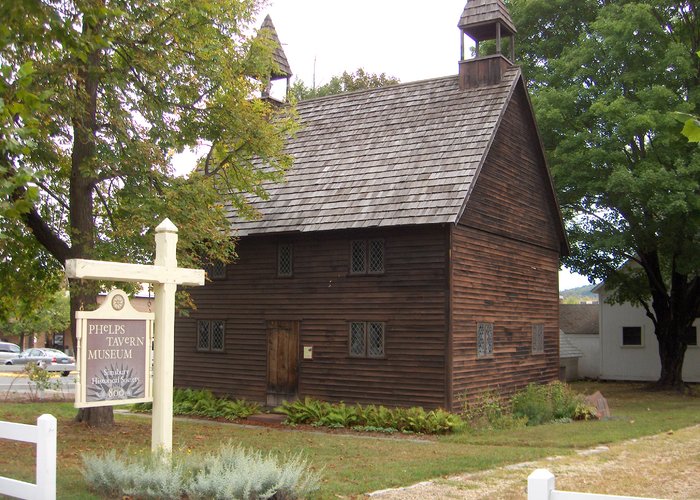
<box><xmin>368</xmin><ymin>424</ymin><xmax>700</xmax><ymax>499</ymax></box>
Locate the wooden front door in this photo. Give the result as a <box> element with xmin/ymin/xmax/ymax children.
<box><xmin>266</xmin><ymin>320</ymin><xmax>299</xmax><ymax>406</ymax></box>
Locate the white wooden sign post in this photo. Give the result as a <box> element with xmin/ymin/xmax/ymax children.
<box><xmin>65</xmin><ymin>219</ymin><xmax>205</xmax><ymax>453</ymax></box>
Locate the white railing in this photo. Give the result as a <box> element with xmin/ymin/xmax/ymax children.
<box><xmin>0</xmin><ymin>414</ymin><xmax>56</xmax><ymax>500</ymax></box>
<box><xmin>528</xmin><ymin>469</ymin><xmax>664</xmax><ymax>500</ymax></box>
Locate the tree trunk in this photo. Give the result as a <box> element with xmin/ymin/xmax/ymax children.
<box><xmin>75</xmin><ymin>406</ymin><xmax>114</xmax><ymax>427</ymax></box>
<box><xmin>72</xmin><ymin>6</ymin><xmax>113</xmax><ymax>427</ymax></box>
<box><xmin>655</xmin><ymin>329</ymin><xmax>688</xmax><ymax>389</ymax></box>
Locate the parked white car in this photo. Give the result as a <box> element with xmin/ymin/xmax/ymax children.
<box><xmin>0</xmin><ymin>341</ymin><xmax>20</xmax><ymax>363</ymax></box>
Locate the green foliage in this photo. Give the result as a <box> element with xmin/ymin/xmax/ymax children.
<box><xmin>511</xmin><ymin>382</ymin><xmax>597</xmax><ymax>426</ymax></box>
<box><xmin>290</xmin><ymin>68</ymin><xmax>400</xmax><ymax>100</ymax></box>
<box><xmin>0</xmin><ymin>0</ymin><xmax>298</xmax><ymax>330</ymax></box>
<box><xmin>511</xmin><ymin>0</ymin><xmax>700</xmax><ymax>385</ymax></box>
<box><xmin>0</xmin><ymin>291</ymin><xmax>69</xmax><ymax>346</ymax></box>
<box><xmin>131</xmin><ymin>387</ymin><xmax>260</xmax><ymax>421</ymax></box>
<box><xmin>460</xmin><ymin>383</ymin><xmax>596</xmax><ymax>429</ymax></box>
<box><xmin>277</xmin><ymin>397</ymin><xmax>465</xmax><ymax>434</ymax></box>
<box><xmin>24</xmin><ymin>363</ymin><xmax>61</xmax><ymax>400</ymax></box>
<box><xmin>82</xmin><ymin>443</ymin><xmax>320</xmax><ymax>499</ymax></box>
<box><xmin>460</xmin><ymin>389</ymin><xmax>528</xmax><ymax>430</ymax></box>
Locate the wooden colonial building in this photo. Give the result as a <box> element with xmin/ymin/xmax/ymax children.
<box><xmin>174</xmin><ymin>0</ymin><xmax>568</xmax><ymax>411</ymax></box>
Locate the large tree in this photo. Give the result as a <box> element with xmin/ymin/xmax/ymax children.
<box><xmin>511</xmin><ymin>0</ymin><xmax>700</xmax><ymax>388</ymax></box>
<box><xmin>1</xmin><ymin>0</ymin><xmax>296</xmax><ymax>425</ymax></box>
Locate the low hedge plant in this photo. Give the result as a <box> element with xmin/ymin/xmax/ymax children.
<box><xmin>131</xmin><ymin>387</ymin><xmax>260</xmax><ymax>421</ymax></box>
<box><xmin>277</xmin><ymin>397</ymin><xmax>465</xmax><ymax>434</ymax></box>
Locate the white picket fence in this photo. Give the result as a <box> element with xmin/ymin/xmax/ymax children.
<box><xmin>528</xmin><ymin>469</ymin><xmax>663</xmax><ymax>500</ymax></box>
<box><xmin>0</xmin><ymin>414</ymin><xmax>56</xmax><ymax>500</ymax></box>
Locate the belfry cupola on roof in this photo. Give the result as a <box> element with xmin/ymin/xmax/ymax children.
<box><xmin>458</xmin><ymin>0</ymin><xmax>517</xmax><ymax>90</ymax></box>
<box><xmin>259</xmin><ymin>15</ymin><xmax>292</xmax><ymax>99</ymax></box>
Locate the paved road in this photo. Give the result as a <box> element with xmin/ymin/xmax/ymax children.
<box><xmin>0</xmin><ymin>374</ymin><xmax>76</xmax><ymax>395</ymax></box>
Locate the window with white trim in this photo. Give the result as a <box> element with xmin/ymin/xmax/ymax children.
<box><xmin>197</xmin><ymin>320</ymin><xmax>225</xmax><ymax>352</ymax></box>
<box><xmin>349</xmin><ymin>321</ymin><xmax>385</xmax><ymax>358</ymax></box>
<box><xmin>477</xmin><ymin>322</ymin><xmax>494</xmax><ymax>358</ymax></box>
<box><xmin>350</xmin><ymin>239</ymin><xmax>384</xmax><ymax>274</ymax></box>
<box><xmin>532</xmin><ymin>324</ymin><xmax>544</xmax><ymax>354</ymax></box>
<box><xmin>622</xmin><ymin>326</ymin><xmax>642</xmax><ymax>346</ymax></box>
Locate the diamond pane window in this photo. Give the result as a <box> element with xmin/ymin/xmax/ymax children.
<box><xmin>197</xmin><ymin>320</ymin><xmax>225</xmax><ymax>352</ymax></box>
<box><xmin>212</xmin><ymin>320</ymin><xmax>225</xmax><ymax>351</ymax></box>
<box><xmin>476</xmin><ymin>322</ymin><xmax>494</xmax><ymax>358</ymax></box>
<box><xmin>205</xmin><ymin>261</ymin><xmax>226</xmax><ymax>280</ymax></box>
<box><xmin>532</xmin><ymin>324</ymin><xmax>544</xmax><ymax>354</ymax></box>
<box><xmin>278</xmin><ymin>243</ymin><xmax>293</xmax><ymax>277</ymax></box>
<box><xmin>350</xmin><ymin>240</ymin><xmax>366</xmax><ymax>274</ymax></box>
<box><xmin>349</xmin><ymin>321</ymin><xmax>385</xmax><ymax>358</ymax></box>
<box><xmin>350</xmin><ymin>322</ymin><xmax>366</xmax><ymax>357</ymax></box>
<box><xmin>368</xmin><ymin>240</ymin><xmax>384</xmax><ymax>273</ymax></box>
<box><xmin>368</xmin><ymin>322</ymin><xmax>385</xmax><ymax>357</ymax></box>
<box><xmin>197</xmin><ymin>321</ymin><xmax>210</xmax><ymax>351</ymax></box>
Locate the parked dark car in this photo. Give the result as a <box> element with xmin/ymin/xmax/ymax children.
<box><xmin>0</xmin><ymin>341</ymin><xmax>20</xmax><ymax>363</ymax></box>
<box><xmin>4</xmin><ymin>348</ymin><xmax>75</xmax><ymax>376</ymax></box>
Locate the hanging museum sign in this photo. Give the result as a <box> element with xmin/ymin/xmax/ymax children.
<box><xmin>75</xmin><ymin>289</ymin><xmax>154</xmax><ymax>408</ymax></box>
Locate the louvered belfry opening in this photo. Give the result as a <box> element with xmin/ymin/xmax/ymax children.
<box><xmin>458</xmin><ymin>0</ymin><xmax>517</xmax><ymax>89</ymax></box>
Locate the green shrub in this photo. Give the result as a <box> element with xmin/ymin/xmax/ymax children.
<box><xmin>511</xmin><ymin>382</ymin><xmax>596</xmax><ymax>426</ymax></box>
<box><xmin>130</xmin><ymin>388</ymin><xmax>260</xmax><ymax>421</ymax></box>
<box><xmin>461</xmin><ymin>389</ymin><xmax>527</xmax><ymax>430</ymax></box>
<box><xmin>277</xmin><ymin>398</ymin><xmax>464</xmax><ymax>434</ymax></box>
<box><xmin>83</xmin><ymin>444</ymin><xmax>320</xmax><ymax>500</ymax></box>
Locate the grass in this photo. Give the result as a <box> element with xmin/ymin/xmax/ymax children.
<box><xmin>0</xmin><ymin>382</ymin><xmax>698</xmax><ymax>499</ymax></box>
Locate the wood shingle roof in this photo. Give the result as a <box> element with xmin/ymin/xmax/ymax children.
<box><xmin>228</xmin><ymin>67</ymin><xmax>522</xmax><ymax>236</ymax></box>
<box><xmin>458</xmin><ymin>0</ymin><xmax>517</xmax><ymax>39</ymax></box>
<box><xmin>260</xmin><ymin>15</ymin><xmax>292</xmax><ymax>79</ymax></box>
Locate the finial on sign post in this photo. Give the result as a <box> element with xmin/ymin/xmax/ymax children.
<box><xmin>155</xmin><ymin>219</ymin><xmax>178</xmax><ymax>268</ymax></box>
<box><xmin>155</xmin><ymin>218</ymin><xmax>178</xmax><ymax>234</ymax></box>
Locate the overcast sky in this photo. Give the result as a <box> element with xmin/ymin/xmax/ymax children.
<box><xmin>261</xmin><ymin>0</ymin><xmax>471</xmax><ymax>88</ymax></box>
<box><xmin>180</xmin><ymin>1</ymin><xmax>594</xmax><ymax>291</ymax></box>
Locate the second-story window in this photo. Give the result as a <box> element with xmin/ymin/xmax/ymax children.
<box><xmin>278</xmin><ymin>243</ymin><xmax>293</xmax><ymax>277</ymax></box>
<box><xmin>350</xmin><ymin>239</ymin><xmax>384</xmax><ymax>275</ymax></box>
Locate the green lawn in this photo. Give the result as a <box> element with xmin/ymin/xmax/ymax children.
<box><xmin>0</xmin><ymin>382</ymin><xmax>698</xmax><ymax>499</ymax></box>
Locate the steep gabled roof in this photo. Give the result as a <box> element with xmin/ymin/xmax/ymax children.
<box><xmin>458</xmin><ymin>0</ymin><xmax>517</xmax><ymax>39</ymax></box>
<box><xmin>228</xmin><ymin>67</ymin><xmax>523</xmax><ymax>236</ymax></box>
<box><xmin>260</xmin><ymin>15</ymin><xmax>292</xmax><ymax>79</ymax></box>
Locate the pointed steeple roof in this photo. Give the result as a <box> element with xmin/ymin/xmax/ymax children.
<box><xmin>458</xmin><ymin>0</ymin><xmax>516</xmax><ymax>40</ymax></box>
<box><xmin>260</xmin><ymin>15</ymin><xmax>292</xmax><ymax>80</ymax></box>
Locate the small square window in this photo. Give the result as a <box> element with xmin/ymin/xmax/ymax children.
<box><xmin>477</xmin><ymin>322</ymin><xmax>494</xmax><ymax>358</ymax></box>
<box><xmin>349</xmin><ymin>321</ymin><xmax>385</xmax><ymax>358</ymax></box>
<box><xmin>622</xmin><ymin>326</ymin><xmax>642</xmax><ymax>346</ymax></box>
<box><xmin>278</xmin><ymin>243</ymin><xmax>293</xmax><ymax>277</ymax></box>
<box><xmin>684</xmin><ymin>326</ymin><xmax>697</xmax><ymax>346</ymax></box>
<box><xmin>350</xmin><ymin>239</ymin><xmax>384</xmax><ymax>275</ymax></box>
<box><xmin>205</xmin><ymin>261</ymin><xmax>226</xmax><ymax>280</ymax></box>
<box><xmin>532</xmin><ymin>324</ymin><xmax>544</xmax><ymax>354</ymax></box>
<box><xmin>197</xmin><ymin>320</ymin><xmax>225</xmax><ymax>352</ymax></box>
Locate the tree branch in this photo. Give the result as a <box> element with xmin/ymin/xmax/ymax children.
<box><xmin>21</xmin><ymin>206</ymin><xmax>72</xmax><ymax>264</ymax></box>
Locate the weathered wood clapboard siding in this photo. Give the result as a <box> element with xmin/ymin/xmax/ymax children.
<box><xmin>448</xmin><ymin>84</ymin><xmax>561</xmax><ymax>409</ymax></box>
<box><xmin>174</xmin><ymin>225</ymin><xmax>449</xmax><ymax>408</ymax></box>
